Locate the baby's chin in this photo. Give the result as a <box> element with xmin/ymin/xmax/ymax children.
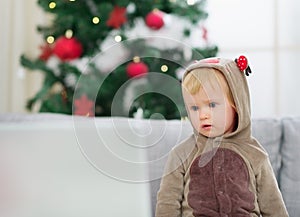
<box><xmin>198</xmin><ymin>129</ymin><xmax>225</xmax><ymax>138</ymax></box>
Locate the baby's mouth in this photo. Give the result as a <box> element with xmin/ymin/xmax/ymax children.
<box><xmin>201</xmin><ymin>124</ymin><xmax>212</xmax><ymax>130</ymax></box>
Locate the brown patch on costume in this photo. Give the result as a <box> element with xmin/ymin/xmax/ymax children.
<box><xmin>188</xmin><ymin>148</ymin><xmax>255</xmax><ymax>217</ymax></box>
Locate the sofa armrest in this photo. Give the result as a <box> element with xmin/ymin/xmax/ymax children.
<box><xmin>280</xmin><ymin>117</ymin><xmax>300</xmax><ymax>217</ymax></box>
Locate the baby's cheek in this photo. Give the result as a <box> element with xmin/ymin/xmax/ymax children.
<box><xmin>215</xmin><ymin>108</ymin><xmax>227</xmax><ymax>119</ymax></box>
<box><xmin>190</xmin><ymin>117</ymin><xmax>200</xmax><ymax>129</ymax></box>
<box><xmin>212</xmin><ymin>114</ymin><xmax>226</xmax><ymax>126</ymax></box>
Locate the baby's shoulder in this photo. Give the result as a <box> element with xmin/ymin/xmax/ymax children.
<box><xmin>173</xmin><ymin>134</ymin><xmax>196</xmax><ymax>150</ymax></box>
<box><xmin>171</xmin><ymin>134</ymin><xmax>197</xmax><ymax>160</ymax></box>
<box><xmin>234</xmin><ymin>138</ymin><xmax>269</xmax><ymax>172</ymax></box>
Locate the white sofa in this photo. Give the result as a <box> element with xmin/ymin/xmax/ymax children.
<box><xmin>1</xmin><ymin>114</ymin><xmax>299</xmax><ymax>217</ymax></box>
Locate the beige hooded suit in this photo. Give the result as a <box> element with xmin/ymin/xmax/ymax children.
<box><xmin>155</xmin><ymin>58</ymin><xmax>288</xmax><ymax>217</ymax></box>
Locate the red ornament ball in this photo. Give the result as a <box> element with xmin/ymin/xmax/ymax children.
<box><xmin>236</xmin><ymin>55</ymin><xmax>248</xmax><ymax>71</ymax></box>
<box><xmin>126</xmin><ymin>61</ymin><xmax>149</xmax><ymax>78</ymax></box>
<box><xmin>145</xmin><ymin>10</ymin><xmax>164</xmax><ymax>30</ymax></box>
<box><xmin>53</xmin><ymin>36</ymin><xmax>83</xmax><ymax>61</ymax></box>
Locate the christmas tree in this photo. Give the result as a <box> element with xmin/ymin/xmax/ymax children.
<box><xmin>21</xmin><ymin>0</ymin><xmax>218</xmax><ymax>119</ymax></box>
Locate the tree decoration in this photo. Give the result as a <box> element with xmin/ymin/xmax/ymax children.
<box><xmin>202</xmin><ymin>26</ymin><xmax>208</xmax><ymax>42</ymax></box>
<box><xmin>145</xmin><ymin>10</ymin><xmax>164</xmax><ymax>30</ymax></box>
<box><xmin>74</xmin><ymin>94</ymin><xmax>94</xmax><ymax>116</ymax></box>
<box><xmin>106</xmin><ymin>6</ymin><xmax>127</xmax><ymax>29</ymax></box>
<box><xmin>61</xmin><ymin>89</ymin><xmax>68</xmax><ymax>103</ymax></box>
<box><xmin>126</xmin><ymin>3</ymin><xmax>136</xmax><ymax>14</ymax></box>
<box><xmin>38</xmin><ymin>43</ymin><xmax>53</xmax><ymax>61</ymax></box>
<box><xmin>53</xmin><ymin>36</ymin><xmax>83</xmax><ymax>61</ymax></box>
<box><xmin>126</xmin><ymin>57</ymin><xmax>149</xmax><ymax>78</ymax></box>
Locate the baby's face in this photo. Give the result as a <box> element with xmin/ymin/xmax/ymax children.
<box><xmin>183</xmin><ymin>82</ymin><xmax>236</xmax><ymax>138</ymax></box>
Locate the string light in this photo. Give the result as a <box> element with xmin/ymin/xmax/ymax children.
<box><xmin>69</xmin><ymin>0</ymin><xmax>76</xmax><ymax>2</ymax></box>
<box><xmin>46</xmin><ymin>36</ymin><xmax>55</xmax><ymax>44</ymax></box>
<box><xmin>187</xmin><ymin>0</ymin><xmax>196</xmax><ymax>5</ymax></box>
<box><xmin>181</xmin><ymin>116</ymin><xmax>188</xmax><ymax>121</ymax></box>
<box><xmin>114</xmin><ymin>35</ymin><xmax>122</xmax><ymax>42</ymax></box>
<box><xmin>65</xmin><ymin>29</ymin><xmax>73</xmax><ymax>38</ymax></box>
<box><xmin>92</xmin><ymin>16</ymin><xmax>100</xmax><ymax>24</ymax></box>
<box><xmin>133</xmin><ymin>56</ymin><xmax>140</xmax><ymax>63</ymax></box>
<box><xmin>161</xmin><ymin>65</ymin><xmax>168</xmax><ymax>72</ymax></box>
<box><xmin>49</xmin><ymin>2</ymin><xmax>56</xmax><ymax>9</ymax></box>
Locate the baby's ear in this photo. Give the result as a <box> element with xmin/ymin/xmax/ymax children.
<box><xmin>199</xmin><ymin>58</ymin><xmax>220</xmax><ymax>64</ymax></box>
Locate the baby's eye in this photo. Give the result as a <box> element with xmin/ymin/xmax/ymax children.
<box><xmin>209</xmin><ymin>102</ymin><xmax>217</xmax><ymax>108</ymax></box>
<box><xmin>190</xmin><ymin>106</ymin><xmax>199</xmax><ymax>111</ymax></box>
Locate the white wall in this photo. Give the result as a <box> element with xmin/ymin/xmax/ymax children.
<box><xmin>0</xmin><ymin>0</ymin><xmax>44</xmax><ymax>113</ymax></box>
<box><xmin>207</xmin><ymin>0</ymin><xmax>300</xmax><ymax>118</ymax></box>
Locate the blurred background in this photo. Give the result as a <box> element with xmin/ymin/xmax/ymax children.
<box><xmin>1</xmin><ymin>1</ymin><xmax>299</xmax><ymax>216</ymax></box>
<box><xmin>1</xmin><ymin>0</ymin><xmax>300</xmax><ymax>118</ymax></box>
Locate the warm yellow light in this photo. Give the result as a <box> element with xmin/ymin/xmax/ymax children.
<box><xmin>187</xmin><ymin>0</ymin><xmax>196</xmax><ymax>5</ymax></box>
<box><xmin>133</xmin><ymin>56</ymin><xmax>140</xmax><ymax>63</ymax></box>
<box><xmin>114</xmin><ymin>35</ymin><xmax>122</xmax><ymax>42</ymax></box>
<box><xmin>47</xmin><ymin>36</ymin><xmax>55</xmax><ymax>44</ymax></box>
<box><xmin>69</xmin><ymin>0</ymin><xmax>76</xmax><ymax>2</ymax></box>
<box><xmin>49</xmin><ymin>2</ymin><xmax>56</xmax><ymax>9</ymax></box>
<box><xmin>92</xmin><ymin>17</ymin><xmax>100</xmax><ymax>24</ymax></box>
<box><xmin>65</xmin><ymin>29</ymin><xmax>73</xmax><ymax>38</ymax></box>
<box><xmin>161</xmin><ymin>65</ymin><xmax>168</xmax><ymax>72</ymax></box>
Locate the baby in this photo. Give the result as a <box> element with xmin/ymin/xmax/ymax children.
<box><xmin>155</xmin><ymin>57</ymin><xmax>289</xmax><ymax>216</ymax></box>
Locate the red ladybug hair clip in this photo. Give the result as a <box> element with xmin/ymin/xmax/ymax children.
<box><xmin>235</xmin><ymin>55</ymin><xmax>252</xmax><ymax>76</ymax></box>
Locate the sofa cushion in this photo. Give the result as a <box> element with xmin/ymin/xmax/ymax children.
<box><xmin>280</xmin><ymin>117</ymin><xmax>300</xmax><ymax>217</ymax></box>
<box><xmin>251</xmin><ymin>118</ymin><xmax>282</xmax><ymax>178</ymax></box>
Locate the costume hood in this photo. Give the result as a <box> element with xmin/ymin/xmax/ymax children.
<box><xmin>183</xmin><ymin>57</ymin><xmax>252</xmax><ymax>141</ymax></box>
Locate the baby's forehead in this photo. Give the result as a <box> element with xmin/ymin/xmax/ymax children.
<box><xmin>183</xmin><ymin>84</ymin><xmax>227</xmax><ymax>99</ymax></box>
<box><xmin>189</xmin><ymin>67</ymin><xmax>227</xmax><ymax>83</ymax></box>
<box><xmin>194</xmin><ymin>78</ymin><xmax>227</xmax><ymax>93</ymax></box>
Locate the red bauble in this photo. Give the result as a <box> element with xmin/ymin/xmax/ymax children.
<box><xmin>145</xmin><ymin>10</ymin><xmax>164</xmax><ymax>30</ymax></box>
<box><xmin>126</xmin><ymin>61</ymin><xmax>149</xmax><ymax>78</ymax></box>
<box><xmin>53</xmin><ymin>36</ymin><xmax>83</xmax><ymax>61</ymax></box>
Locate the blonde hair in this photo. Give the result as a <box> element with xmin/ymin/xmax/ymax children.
<box><xmin>182</xmin><ymin>68</ymin><xmax>236</xmax><ymax>110</ymax></box>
